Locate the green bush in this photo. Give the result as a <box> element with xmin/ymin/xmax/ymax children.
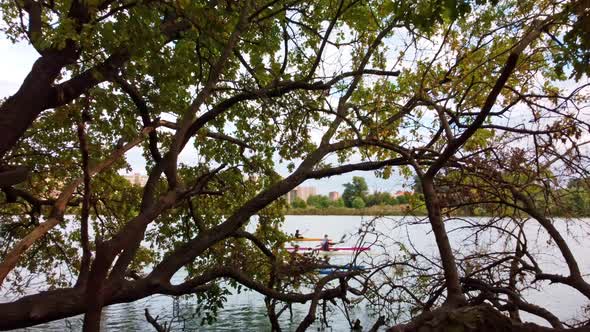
<box><xmin>351</xmin><ymin>196</ymin><xmax>366</xmax><ymax>209</ymax></box>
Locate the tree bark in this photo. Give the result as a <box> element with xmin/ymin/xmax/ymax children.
<box><xmin>421</xmin><ymin>176</ymin><xmax>465</xmax><ymax>306</ymax></box>
<box><xmin>386</xmin><ymin>304</ymin><xmax>586</xmax><ymax>332</ymax></box>
<box><xmin>0</xmin><ymin>53</ymin><xmax>74</xmax><ymax>158</ymax></box>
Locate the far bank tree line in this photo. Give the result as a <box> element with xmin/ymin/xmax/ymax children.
<box><xmin>290</xmin><ymin>175</ymin><xmax>590</xmax><ymax>217</ymax></box>
<box><xmin>289</xmin><ymin>176</ymin><xmax>416</xmax><ymax>210</ymax></box>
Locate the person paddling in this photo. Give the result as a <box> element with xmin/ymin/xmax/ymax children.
<box><xmin>294</xmin><ymin>229</ymin><xmax>303</xmax><ymax>239</ymax></box>
<box><xmin>320</xmin><ymin>234</ymin><xmax>330</xmax><ymax>251</ymax></box>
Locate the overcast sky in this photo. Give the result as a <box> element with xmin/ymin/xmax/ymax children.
<box><xmin>0</xmin><ymin>37</ymin><xmax>409</xmax><ymax>195</ymax></box>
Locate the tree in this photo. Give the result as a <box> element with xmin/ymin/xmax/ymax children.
<box><xmin>366</xmin><ymin>191</ymin><xmax>395</xmax><ymax>206</ymax></box>
<box><xmin>562</xmin><ymin>178</ymin><xmax>590</xmax><ymax>216</ymax></box>
<box><xmin>0</xmin><ymin>2</ymin><xmax>414</xmax><ymax>329</ymax></box>
<box><xmin>332</xmin><ymin>198</ymin><xmax>345</xmax><ymax>208</ymax></box>
<box><xmin>395</xmin><ymin>194</ymin><xmax>409</xmax><ymax>205</ymax></box>
<box><xmin>306</xmin><ymin>195</ymin><xmax>331</xmax><ymax>209</ymax></box>
<box><xmin>342</xmin><ymin>177</ymin><xmax>369</xmax><ymax>207</ymax></box>
<box><xmin>0</xmin><ymin>0</ymin><xmax>588</xmax><ymax>331</ymax></box>
<box><xmin>291</xmin><ymin>197</ymin><xmax>307</xmax><ymax>209</ymax></box>
<box><xmin>351</xmin><ymin>196</ymin><xmax>366</xmax><ymax>209</ymax></box>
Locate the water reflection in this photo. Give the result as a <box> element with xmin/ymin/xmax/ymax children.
<box><xmin>18</xmin><ymin>292</ymin><xmax>365</xmax><ymax>331</ymax></box>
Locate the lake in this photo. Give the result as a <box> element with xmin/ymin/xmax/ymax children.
<box><xmin>5</xmin><ymin>215</ymin><xmax>590</xmax><ymax>331</ymax></box>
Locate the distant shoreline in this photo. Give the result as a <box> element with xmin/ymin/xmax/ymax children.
<box><xmin>285</xmin><ymin>205</ymin><xmax>410</xmax><ymax>216</ymax></box>
<box><xmin>284</xmin><ymin>209</ymin><xmax>590</xmax><ymax>218</ymax></box>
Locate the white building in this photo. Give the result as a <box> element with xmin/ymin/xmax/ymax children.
<box><xmin>286</xmin><ymin>186</ymin><xmax>317</xmax><ymax>203</ymax></box>
<box><xmin>123</xmin><ymin>173</ymin><xmax>149</xmax><ymax>187</ymax></box>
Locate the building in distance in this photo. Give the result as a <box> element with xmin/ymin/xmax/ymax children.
<box><xmin>286</xmin><ymin>186</ymin><xmax>317</xmax><ymax>203</ymax></box>
<box><xmin>123</xmin><ymin>173</ymin><xmax>148</xmax><ymax>187</ymax></box>
<box><xmin>393</xmin><ymin>190</ymin><xmax>413</xmax><ymax>197</ymax></box>
<box><xmin>328</xmin><ymin>191</ymin><xmax>340</xmax><ymax>201</ymax></box>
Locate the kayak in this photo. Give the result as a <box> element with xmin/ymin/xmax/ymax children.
<box><xmin>290</xmin><ymin>238</ymin><xmax>333</xmax><ymax>242</ymax></box>
<box><xmin>318</xmin><ymin>264</ymin><xmax>366</xmax><ymax>274</ymax></box>
<box><xmin>319</xmin><ymin>268</ymin><xmax>360</xmax><ymax>274</ymax></box>
<box><xmin>293</xmin><ymin>251</ymin><xmax>362</xmax><ymax>256</ymax></box>
<box><xmin>286</xmin><ymin>247</ymin><xmax>370</xmax><ymax>251</ymax></box>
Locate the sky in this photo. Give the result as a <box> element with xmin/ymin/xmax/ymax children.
<box><xmin>0</xmin><ymin>37</ymin><xmax>410</xmax><ymax>195</ymax></box>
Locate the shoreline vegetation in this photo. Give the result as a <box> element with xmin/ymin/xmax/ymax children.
<box><xmin>285</xmin><ymin>207</ymin><xmax>590</xmax><ymax>218</ymax></box>
<box><xmin>285</xmin><ymin>204</ymin><xmax>410</xmax><ymax>216</ymax></box>
<box><xmin>285</xmin><ymin>204</ymin><xmax>590</xmax><ymax>218</ymax></box>
<box><xmin>287</xmin><ymin>176</ymin><xmax>590</xmax><ymax>218</ymax></box>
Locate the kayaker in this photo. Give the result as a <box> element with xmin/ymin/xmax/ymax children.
<box><xmin>320</xmin><ymin>234</ymin><xmax>330</xmax><ymax>251</ymax></box>
<box><xmin>294</xmin><ymin>229</ymin><xmax>303</xmax><ymax>239</ymax></box>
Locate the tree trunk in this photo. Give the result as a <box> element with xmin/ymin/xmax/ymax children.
<box><xmin>387</xmin><ymin>304</ymin><xmax>584</xmax><ymax>332</ymax></box>
<box><xmin>82</xmin><ymin>242</ymin><xmax>113</xmax><ymax>332</ymax></box>
<box><xmin>421</xmin><ymin>176</ymin><xmax>465</xmax><ymax>306</ymax></box>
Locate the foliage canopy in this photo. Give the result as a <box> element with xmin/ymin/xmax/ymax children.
<box><xmin>0</xmin><ymin>0</ymin><xmax>588</xmax><ymax>330</ymax></box>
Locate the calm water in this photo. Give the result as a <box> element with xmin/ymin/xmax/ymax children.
<box><xmin>6</xmin><ymin>215</ymin><xmax>590</xmax><ymax>331</ymax></box>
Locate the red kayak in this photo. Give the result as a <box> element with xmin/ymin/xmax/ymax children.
<box><xmin>286</xmin><ymin>247</ymin><xmax>370</xmax><ymax>251</ymax></box>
